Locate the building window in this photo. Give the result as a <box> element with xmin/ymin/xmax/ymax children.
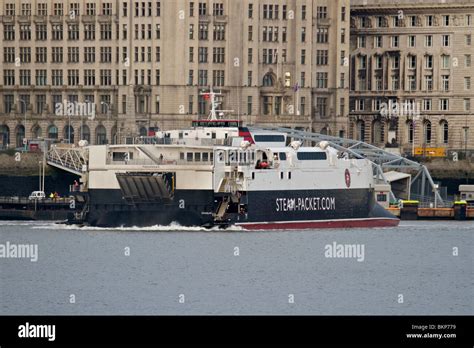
<box><xmin>425</xmin><ymin>55</ymin><xmax>433</xmax><ymax>69</ymax></box>
<box><xmin>316</xmin><ymin>72</ymin><xmax>328</xmax><ymax>89</ymax></box>
<box><xmin>316</xmin><ymin>98</ymin><xmax>328</xmax><ymax>117</ymax></box>
<box><xmin>464</xmin><ymin>99</ymin><xmax>471</xmax><ymax>111</ymax></box>
<box><xmin>317</xmin><ymin>28</ymin><xmax>328</xmax><ymax>43</ymax></box>
<box><xmin>199</xmin><ymin>24</ymin><xmax>209</xmax><ymax>40</ymax></box>
<box><xmin>391</xmin><ymin>36</ymin><xmax>399</xmax><ymax>48</ymax></box>
<box><xmin>424</xmin><ymin>121</ymin><xmax>432</xmax><ymax>144</ymax></box>
<box><xmin>212</xmin><ymin>70</ymin><xmax>225</xmax><ymax>86</ymax></box>
<box><xmin>408</xmin><ymin>121</ymin><xmax>413</xmax><ymax>144</ymax></box>
<box><xmin>442</xmin><ymin>55</ymin><xmax>450</xmax><ymax>69</ymax></box>
<box><xmin>316</xmin><ymin>50</ymin><xmax>328</xmax><ymax>65</ymax></box>
<box><xmin>442</xmin><ymin>35</ymin><xmax>450</xmax><ymax>47</ymax></box>
<box><xmin>425</xmin><ymin>35</ymin><xmax>433</xmax><ymax>47</ymax></box>
<box><xmin>440</xmin><ymin>99</ymin><xmax>449</xmax><ymax>111</ymax></box>
<box><xmin>441</xmin><ymin>122</ymin><xmax>449</xmax><ymax>144</ymax></box>
<box><xmin>374</xmin><ymin>36</ymin><xmax>382</xmax><ymax>48</ymax></box>
<box><xmin>442</xmin><ymin>75</ymin><xmax>450</xmax><ymax>91</ymax></box>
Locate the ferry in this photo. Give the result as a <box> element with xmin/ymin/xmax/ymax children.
<box><xmin>68</xmin><ymin>91</ymin><xmax>399</xmax><ymax>229</ymax></box>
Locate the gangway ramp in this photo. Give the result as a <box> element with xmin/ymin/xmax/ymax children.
<box><xmin>46</xmin><ymin>145</ymin><xmax>89</xmax><ymax>176</ymax></box>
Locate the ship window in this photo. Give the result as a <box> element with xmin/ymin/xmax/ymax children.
<box><xmin>210</xmin><ymin>152</ymin><xmax>214</xmax><ymax>161</ymax></box>
<box><xmin>212</xmin><ymin>132</ymin><xmax>216</xmax><ymax>139</ymax></box>
<box><xmin>279</xmin><ymin>152</ymin><xmax>287</xmax><ymax>160</ymax></box>
<box><xmin>297</xmin><ymin>152</ymin><xmax>327</xmax><ymax>160</ymax></box>
<box><xmin>180</xmin><ymin>152</ymin><xmax>185</xmax><ymax>160</ymax></box>
<box><xmin>253</xmin><ymin>134</ymin><xmax>286</xmax><ymax>143</ymax></box>
<box><xmin>252</xmin><ymin>172</ymin><xmax>255</xmax><ymax>180</ymax></box>
<box><xmin>288</xmin><ymin>172</ymin><xmax>292</xmax><ymax>180</ymax></box>
<box><xmin>280</xmin><ymin>172</ymin><xmax>284</xmax><ymax>179</ymax></box>
<box><xmin>195</xmin><ymin>153</ymin><xmax>201</xmax><ymax>162</ymax></box>
<box><xmin>377</xmin><ymin>193</ymin><xmax>387</xmax><ymax>202</ymax></box>
<box><xmin>187</xmin><ymin>153</ymin><xmax>193</xmax><ymax>161</ymax></box>
<box><xmin>203</xmin><ymin>152</ymin><xmax>209</xmax><ymax>162</ymax></box>
<box><xmin>112</xmin><ymin>152</ymin><xmax>127</xmax><ymax>161</ymax></box>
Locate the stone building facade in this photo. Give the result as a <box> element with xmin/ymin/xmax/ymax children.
<box><xmin>0</xmin><ymin>0</ymin><xmax>350</xmax><ymax>147</ymax></box>
<box><xmin>350</xmin><ymin>0</ymin><xmax>474</xmax><ymax>155</ymax></box>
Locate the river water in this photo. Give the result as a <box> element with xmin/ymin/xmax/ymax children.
<box><xmin>0</xmin><ymin>220</ymin><xmax>472</xmax><ymax>315</ymax></box>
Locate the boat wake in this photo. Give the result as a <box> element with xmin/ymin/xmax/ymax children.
<box><xmin>30</xmin><ymin>221</ymin><xmax>244</xmax><ymax>232</ymax></box>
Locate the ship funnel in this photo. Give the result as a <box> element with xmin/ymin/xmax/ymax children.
<box><xmin>289</xmin><ymin>141</ymin><xmax>302</xmax><ymax>150</ymax></box>
<box><xmin>319</xmin><ymin>141</ymin><xmax>330</xmax><ymax>150</ymax></box>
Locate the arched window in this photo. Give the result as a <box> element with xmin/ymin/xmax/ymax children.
<box><xmin>356</xmin><ymin>121</ymin><xmax>365</xmax><ymax>141</ymax></box>
<box><xmin>79</xmin><ymin>125</ymin><xmax>90</xmax><ymax>143</ymax></box>
<box><xmin>371</xmin><ymin>120</ymin><xmax>384</xmax><ymax>144</ymax></box>
<box><xmin>263</xmin><ymin>73</ymin><xmax>275</xmax><ymax>87</ymax></box>
<box><xmin>16</xmin><ymin>125</ymin><xmax>25</xmax><ymax>148</ymax></box>
<box><xmin>424</xmin><ymin>121</ymin><xmax>432</xmax><ymax>144</ymax></box>
<box><xmin>32</xmin><ymin>125</ymin><xmax>42</xmax><ymax>139</ymax></box>
<box><xmin>407</xmin><ymin>121</ymin><xmax>414</xmax><ymax>144</ymax></box>
<box><xmin>0</xmin><ymin>125</ymin><xmax>10</xmax><ymax>148</ymax></box>
<box><xmin>48</xmin><ymin>125</ymin><xmax>58</xmax><ymax>139</ymax></box>
<box><xmin>440</xmin><ymin>121</ymin><xmax>448</xmax><ymax>144</ymax></box>
<box><xmin>96</xmin><ymin>125</ymin><xmax>107</xmax><ymax>145</ymax></box>
<box><xmin>64</xmin><ymin>125</ymin><xmax>74</xmax><ymax>144</ymax></box>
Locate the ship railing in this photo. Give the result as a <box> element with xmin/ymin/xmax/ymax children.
<box><xmin>131</xmin><ymin>137</ymin><xmax>225</xmax><ymax>146</ymax></box>
<box><xmin>409</xmin><ymin>193</ymin><xmax>453</xmax><ymax>208</ymax></box>
<box><xmin>106</xmin><ymin>159</ymin><xmax>214</xmax><ymax>166</ymax></box>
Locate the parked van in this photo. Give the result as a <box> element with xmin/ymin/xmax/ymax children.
<box><xmin>28</xmin><ymin>191</ymin><xmax>46</xmax><ymax>200</ymax></box>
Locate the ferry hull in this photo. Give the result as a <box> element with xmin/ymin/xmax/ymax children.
<box><xmin>79</xmin><ymin>187</ymin><xmax>399</xmax><ymax>229</ymax></box>
<box><xmin>237</xmin><ymin>218</ymin><xmax>400</xmax><ymax>230</ymax></box>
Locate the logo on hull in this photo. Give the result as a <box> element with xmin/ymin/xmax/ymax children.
<box><xmin>345</xmin><ymin>169</ymin><xmax>351</xmax><ymax>188</ymax></box>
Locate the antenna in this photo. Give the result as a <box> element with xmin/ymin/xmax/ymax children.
<box><xmin>199</xmin><ymin>87</ymin><xmax>234</xmax><ymax>120</ymax></box>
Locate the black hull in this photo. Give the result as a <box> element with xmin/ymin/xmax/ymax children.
<box><xmin>76</xmin><ymin>187</ymin><xmax>399</xmax><ymax>229</ymax></box>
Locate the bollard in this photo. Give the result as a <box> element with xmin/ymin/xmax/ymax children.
<box><xmin>453</xmin><ymin>201</ymin><xmax>467</xmax><ymax>221</ymax></box>
<box><xmin>400</xmin><ymin>200</ymin><xmax>419</xmax><ymax>220</ymax></box>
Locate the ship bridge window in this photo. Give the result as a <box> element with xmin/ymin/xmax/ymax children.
<box><xmin>253</xmin><ymin>135</ymin><xmax>286</xmax><ymax>143</ymax></box>
<box><xmin>203</xmin><ymin>152</ymin><xmax>209</xmax><ymax>162</ymax></box>
<box><xmin>187</xmin><ymin>153</ymin><xmax>193</xmax><ymax>161</ymax></box>
<box><xmin>297</xmin><ymin>152</ymin><xmax>327</xmax><ymax>160</ymax></box>
<box><xmin>279</xmin><ymin>152</ymin><xmax>287</xmax><ymax>161</ymax></box>
<box><xmin>195</xmin><ymin>153</ymin><xmax>201</xmax><ymax>162</ymax></box>
<box><xmin>377</xmin><ymin>193</ymin><xmax>388</xmax><ymax>202</ymax></box>
<box><xmin>180</xmin><ymin>152</ymin><xmax>185</xmax><ymax>160</ymax></box>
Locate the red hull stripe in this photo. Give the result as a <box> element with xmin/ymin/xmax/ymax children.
<box><xmin>237</xmin><ymin>218</ymin><xmax>400</xmax><ymax>230</ymax></box>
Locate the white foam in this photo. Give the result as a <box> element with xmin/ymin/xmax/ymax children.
<box><xmin>31</xmin><ymin>221</ymin><xmax>244</xmax><ymax>232</ymax></box>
